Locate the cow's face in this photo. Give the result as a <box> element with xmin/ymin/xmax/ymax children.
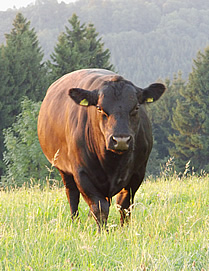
<box><xmin>95</xmin><ymin>82</ymin><xmax>142</xmax><ymax>153</ymax></box>
<box><xmin>69</xmin><ymin>80</ymin><xmax>165</xmax><ymax>153</ymax></box>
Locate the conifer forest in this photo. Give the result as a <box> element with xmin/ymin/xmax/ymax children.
<box><xmin>1</xmin><ymin>0</ymin><xmax>209</xmax><ymax>184</ymax></box>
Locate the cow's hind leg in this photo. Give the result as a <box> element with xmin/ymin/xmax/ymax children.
<box><xmin>59</xmin><ymin>170</ymin><xmax>80</xmax><ymax>220</ymax></box>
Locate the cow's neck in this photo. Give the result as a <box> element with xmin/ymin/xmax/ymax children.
<box><xmin>101</xmin><ymin>150</ymin><xmax>134</xmax><ymax>197</ymax></box>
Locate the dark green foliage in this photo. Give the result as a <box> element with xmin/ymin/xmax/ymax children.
<box><xmin>2</xmin><ymin>98</ymin><xmax>59</xmax><ymax>187</ymax></box>
<box><xmin>48</xmin><ymin>13</ymin><xmax>114</xmax><ymax>81</ymax></box>
<box><xmin>0</xmin><ymin>46</ymin><xmax>10</xmax><ymax>176</ymax></box>
<box><xmin>0</xmin><ymin>13</ymin><xmax>49</xmax><ymax>177</ymax></box>
<box><xmin>85</xmin><ymin>23</ymin><xmax>113</xmax><ymax>70</ymax></box>
<box><xmin>169</xmin><ymin>47</ymin><xmax>209</xmax><ymax>172</ymax></box>
<box><xmin>4</xmin><ymin>13</ymin><xmax>48</xmax><ymax>103</ymax></box>
<box><xmin>146</xmin><ymin>73</ymin><xmax>185</xmax><ymax>176</ymax></box>
<box><xmin>150</xmin><ymin>73</ymin><xmax>185</xmax><ymax>160</ymax></box>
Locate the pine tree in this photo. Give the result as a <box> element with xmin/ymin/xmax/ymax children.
<box><xmin>85</xmin><ymin>23</ymin><xmax>113</xmax><ymax>70</ymax></box>
<box><xmin>0</xmin><ymin>13</ymin><xmax>49</xmax><ymax>177</ymax></box>
<box><xmin>4</xmin><ymin>13</ymin><xmax>48</xmax><ymax>104</ymax></box>
<box><xmin>169</xmin><ymin>47</ymin><xmax>209</xmax><ymax>172</ymax></box>
<box><xmin>150</xmin><ymin>72</ymin><xmax>185</xmax><ymax>163</ymax></box>
<box><xmin>0</xmin><ymin>46</ymin><xmax>10</xmax><ymax>176</ymax></box>
<box><xmin>48</xmin><ymin>13</ymin><xmax>114</xmax><ymax>81</ymax></box>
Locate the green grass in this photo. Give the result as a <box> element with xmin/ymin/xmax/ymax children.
<box><xmin>0</xmin><ymin>176</ymin><xmax>208</xmax><ymax>270</ymax></box>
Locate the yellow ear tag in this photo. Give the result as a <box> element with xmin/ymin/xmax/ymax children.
<box><xmin>80</xmin><ymin>99</ymin><xmax>89</xmax><ymax>106</ymax></box>
<box><xmin>146</xmin><ymin>97</ymin><xmax>154</xmax><ymax>103</ymax></box>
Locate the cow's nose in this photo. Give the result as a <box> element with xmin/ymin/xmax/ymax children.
<box><xmin>111</xmin><ymin>135</ymin><xmax>132</xmax><ymax>151</ymax></box>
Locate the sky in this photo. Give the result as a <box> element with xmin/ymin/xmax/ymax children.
<box><xmin>0</xmin><ymin>0</ymin><xmax>75</xmax><ymax>11</ymax></box>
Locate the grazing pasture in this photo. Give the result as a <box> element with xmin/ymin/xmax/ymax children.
<box><xmin>0</xmin><ymin>176</ymin><xmax>208</xmax><ymax>270</ymax></box>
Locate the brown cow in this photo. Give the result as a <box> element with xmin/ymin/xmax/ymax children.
<box><xmin>38</xmin><ymin>69</ymin><xmax>165</xmax><ymax>231</ymax></box>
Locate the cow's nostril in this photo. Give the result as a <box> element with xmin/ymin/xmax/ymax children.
<box><xmin>126</xmin><ymin>136</ymin><xmax>131</xmax><ymax>143</ymax></box>
<box><xmin>112</xmin><ymin>136</ymin><xmax>118</xmax><ymax>144</ymax></box>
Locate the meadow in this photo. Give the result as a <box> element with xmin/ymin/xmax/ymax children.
<box><xmin>0</xmin><ymin>175</ymin><xmax>208</xmax><ymax>270</ymax></box>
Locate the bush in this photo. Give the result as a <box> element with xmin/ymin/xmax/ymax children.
<box><xmin>2</xmin><ymin>98</ymin><xmax>60</xmax><ymax>187</ymax></box>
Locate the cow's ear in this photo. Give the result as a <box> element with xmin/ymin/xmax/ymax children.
<box><xmin>141</xmin><ymin>83</ymin><xmax>166</xmax><ymax>104</ymax></box>
<box><xmin>68</xmin><ymin>88</ymin><xmax>99</xmax><ymax>107</ymax></box>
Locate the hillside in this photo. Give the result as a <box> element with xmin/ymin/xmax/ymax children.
<box><xmin>0</xmin><ymin>0</ymin><xmax>209</xmax><ymax>85</ymax></box>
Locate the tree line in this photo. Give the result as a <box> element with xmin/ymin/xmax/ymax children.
<box><xmin>1</xmin><ymin>0</ymin><xmax>209</xmax><ymax>86</ymax></box>
<box><xmin>1</xmin><ymin>11</ymin><xmax>209</xmax><ymax>186</ymax></box>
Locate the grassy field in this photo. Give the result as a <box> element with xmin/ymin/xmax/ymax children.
<box><xmin>0</xmin><ymin>176</ymin><xmax>208</xmax><ymax>270</ymax></box>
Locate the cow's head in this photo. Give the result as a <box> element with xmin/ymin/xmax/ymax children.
<box><xmin>69</xmin><ymin>78</ymin><xmax>165</xmax><ymax>154</ymax></box>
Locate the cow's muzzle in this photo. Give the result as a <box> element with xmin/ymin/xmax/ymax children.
<box><xmin>108</xmin><ymin>135</ymin><xmax>132</xmax><ymax>152</ymax></box>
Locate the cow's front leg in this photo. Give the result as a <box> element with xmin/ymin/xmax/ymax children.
<box><xmin>89</xmin><ymin>197</ymin><xmax>110</xmax><ymax>232</ymax></box>
<box><xmin>116</xmin><ymin>188</ymin><xmax>131</xmax><ymax>226</ymax></box>
<box><xmin>116</xmin><ymin>172</ymin><xmax>145</xmax><ymax>226</ymax></box>
<box><xmin>75</xmin><ymin>170</ymin><xmax>110</xmax><ymax>232</ymax></box>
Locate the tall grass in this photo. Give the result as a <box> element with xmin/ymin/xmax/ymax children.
<box><xmin>0</xmin><ymin>176</ymin><xmax>208</xmax><ymax>270</ymax></box>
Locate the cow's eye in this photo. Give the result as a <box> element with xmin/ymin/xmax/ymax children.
<box><xmin>130</xmin><ymin>104</ymin><xmax>140</xmax><ymax>116</ymax></box>
<box><xmin>96</xmin><ymin>105</ymin><xmax>108</xmax><ymax>117</ymax></box>
<box><xmin>96</xmin><ymin>105</ymin><xmax>103</xmax><ymax>113</ymax></box>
